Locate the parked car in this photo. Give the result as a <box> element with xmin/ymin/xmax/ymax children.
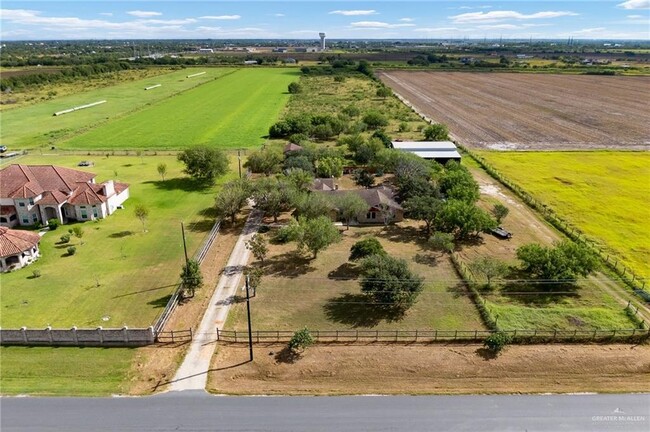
<box><xmin>0</xmin><ymin>145</ymin><xmax>7</xmax><ymax>153</ymax></box>
<box><xmin>78</xmin><ymin>160</ymin><xmax>93</xmax><ymax>166</ymax></box>
<box><xmin>491</xmin><ymin>226</ymin><xmax>513</xmax><ymax>239</ymax></box>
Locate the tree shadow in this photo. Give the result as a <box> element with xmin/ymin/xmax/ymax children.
<box><xmin>475</xmin><ymin>347</ymin><xmax>498</xmax><ymax>361</ymax></box>
<box><xmin>186</xmin><ymin>219</ymin><xmax>215</xmax><ymax>233</ymax></box>
<box><xmin>261</xmin><ymin>251</ymin><xmax>316</xmax><ymax>278</ymax></box>
<box><xmin>413</xmin><ymin>253</ymin><xmax>440</xmax><ymax>266</ymax></box>
<box><xmin>456</xmin><ymin>235</ymin><xmax>486</xmax><ymax>247</ymax></box>
<box><xmin>499</xmin><ymin>278</ymin><xmax>580</xmax><ymax>306</ymax></box>
<box><xmin>327</xmin><ymin>262</ymin><xmax>359</xmax><ymax>280</ymax></box>
<box><xmin>446</xmin><ymin>282</ymin><xmax>469</xmax><ymax>299</ymax></box>
<box><xmin>147</xmin><ymin>294</ymin><xmax>172</xmax><ymax>308</ymax></box>
<box><xmin>274</xmin><ymin>346</ymin><xmax>301</xmax><ymax>364</ymax></box>
<box><xmin>377</xmin><ymin>225</ymin><xmax>426</xmax><ymax>245</ymax></box>
<box><xmin>108</xmin><ymin>230</ymin><xmax>134</xmax><ymax>238</ymax></box>
<box><xmin>144</xmin><ymin>177</ymin><xmax>211</xmax><ymax>193</ymax></box>
<box><xmin>198</xmin><ymin>207</ymin><xmax>218</xmax><ymax>218</ymax></box>
<box><xmin>323</xmin><ymin>293</ymin><xmax>406</xmax><ymax>328</ymax></box>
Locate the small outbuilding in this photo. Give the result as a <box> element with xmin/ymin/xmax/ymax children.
<box><xmin>391</xmin><ymin>141</ymin><xmax>461</xmax><ymax>165</ymax></box>
<box><xmin>0</xmin><ymin>226</ymin><xmax>41</xmax><ymax>272</ymax></box>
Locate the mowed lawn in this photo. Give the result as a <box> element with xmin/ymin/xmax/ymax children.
<box><xmin>1</xmin><ymin>68</ymin><xmax>228</xmax><ymax>148</ymax></box>
<box><xmin>226</xmin><ymin>224</ymin><xmax>486</xmax><ymax>332</ymax></box>
<box><xmin>0</xmin><ymin>346</ymin><xmax>134</xmax><ymax>396</ymax></box>
<box><xmin>477</xmin><ymin>151</ymin><xmax>650</xmax><ymax>279</ymax></box>
<box><xmin>61</xmin><ymin>68</ymin><xmax>300</xmax><ymax>150</ymax></box>
<box><xmin>0</xmin><ymin>154</ymin><xmax>237</xmax><ymax>328</ymax></box>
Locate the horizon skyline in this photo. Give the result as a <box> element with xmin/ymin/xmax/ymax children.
<box><xmin>1</xmin><ymin>1</ymin><xmax>649</xmax><ymax>41</ymax></box>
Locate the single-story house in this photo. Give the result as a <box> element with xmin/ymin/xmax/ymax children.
<box><xmin>319</xmin><ymin>186</ymin><xmax>403</xmax><ymax>225</ymax></box>
<box><xmin>0</xmin><ymin>226</ymin><xmax>41</xmax><ymax>272</ymax></box>
<box><xmin>391</xmin><ymin>141</ymin><xmax>461</xmax><ymax>165</ymax></box>
<box><xmin>0</xmin><ymin>164</ymin><xmax>129</xmax><ymax>227</ymax></box>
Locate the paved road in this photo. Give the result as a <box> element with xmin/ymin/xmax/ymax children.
<box><xmin>1</xmin><ymin>393</ymin><xmax>648</xmax><ymax>431</ymax></box>
<box><xmin>170</xmin><ymin>209</ymin><xmax>262</xmax><ymax>391</ymax></box>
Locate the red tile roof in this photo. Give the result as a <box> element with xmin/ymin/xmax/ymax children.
<box><xmin>0</xmin><ymin>226</ymin><xmax>40</xmax><ymax>258</ymax></box>
<box><xmin>39</xmin><ymin>190</ymin><xmax>69</xmax><ymax>205</ymax></box>
<box><xmin>0</xmin><ymin>164</ymin><xmax>95</xmax><ymax>199</ymax></box>
<box><xmin>67</xmin><ymin>183</ymin><xmax>105</xmax><ymax>205</ymax></box>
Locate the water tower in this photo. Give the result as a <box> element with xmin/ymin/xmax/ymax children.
<box><xmin>319</xmin><ymin>32</ymin><xmax>326</xmax><ymax>51</ymax></box>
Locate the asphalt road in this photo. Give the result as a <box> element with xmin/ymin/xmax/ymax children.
<box><xmin>2</xmin><ymin>392</ymin><xmax>649</xmax><ymax>431</ymax></box>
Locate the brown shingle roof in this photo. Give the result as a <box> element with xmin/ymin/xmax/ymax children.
<box><xmin>311</xmin><ymin>178</ymin><xmax>336</xmax><ymax>191</ymax></box>
<box><xmin>67</xmin><ymin>183</ymin><xmax>105</xmax><ymax>205</ymax></box>
<box><xmin>39</xmin><ymin>190</ymin><xmax>69</xmax><ymax>205</ymax></box>
<box><xmin>0</xmin><ymin>226</ymin><xmax>40</xmax><ymax>258</ymax></box>
<box><xmin>320</xmin><ymin>187</ymin><xmax>402</xmax><ymax>211</ymax></box>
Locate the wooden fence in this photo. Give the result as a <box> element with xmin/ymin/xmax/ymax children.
<box><xmin>152</xmin><ymin>220</ymin><xmax>221</xmax><ymax>335</ymax></box>
<box><xmin>216</xmin><ymin>328</ymin><xmax>649</xmax><ymax>344</ymax></box>
<box><xmin>155</xmin><ymin>329</ymin><xmax>193</xmax><ymax>343</ymax></box>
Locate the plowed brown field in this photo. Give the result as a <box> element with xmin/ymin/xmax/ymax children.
<box><xmin>378</xmin><ymin>71</ymin><xmax>650</xmax><ymax>150</ymax></box>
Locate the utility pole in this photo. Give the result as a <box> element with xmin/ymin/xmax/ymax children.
<box><xmin>238</xmin><ymin>149</ymin><xmax>242</xmax><ymax>179</ymax></box>
<box><xmin>181</xmin><ymin>222</ymin><xmax>189</xmax><ymax>266</ymax></box>
<box><xmin>245</xmin><ymin>275</ymin><xmax>254</xmax><ymax>361</ymax></box>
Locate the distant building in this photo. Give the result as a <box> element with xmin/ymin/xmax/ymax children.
<box><xmin>198</xmin><ymin>48</ymin><xmax>214</xmax><ymax>53</ymax></box>
<box><xmin>391</xmin><ymin>141</ymin><xmax>461</xmax><ymax>165</ymax></box>
<box><xmin>319</xmin><ymin>187</ymin><xmax>403</xmax><ymax>225</ymax></box>
<box><xmin>244</xmin><ymin>60</ymin><xmax>259</xmax><ymax>65</ymax></box>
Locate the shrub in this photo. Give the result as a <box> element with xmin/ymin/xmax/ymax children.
<box><xmin>288</xmin><ymin>327</ymin><xmax>314</xmax><ymax>353</ymax></box>
<box><xmin>31</xmin><ymin>269</ymin><xmax>41</xmax><ymax>278</ymax></box>
<box><xmin>67</xmin><ymin>246</ymin><xmax>77</xmax><ymax>256</ymax></box>
<box><xmin>423</xmin><ymin>123</ymin><xmax>449</xmax><ymax>141</ymax></box>
<box><xmin>349</xmin><ymin>237</ymin><xmax>386</xmax><ymax>261</ymax></box>
<box><xmin>288</xmin><ymin>82</ymin><xmax>303</xmax><ymax>94</ymax></box>
<box><xmin>398</xmin><ymin>122</ymin><xmax>410</xmax><ymax>132</ymax></box>
<box><xmin>47</xmin><ymin>219</ymin><xmax>59</xmax><ymax>230</ymax></box>
<box><xmin>342</xmin><ymin>105</ymin><xmax>361</xmax><ymax>117</ymax></box>
<box><xmin>59</xmin><ymin>233</ymin><xmax>71</xmax><ymax>244</ymax></box>
<box><xmin>362</xmin><ymin>111</ymin><xmax>389</xmax><ymax>129</ymax></box>
<box><xmin>484</xmin><ymin>331</ymin><xmax>511</xmax><ymax>354</ymax></box>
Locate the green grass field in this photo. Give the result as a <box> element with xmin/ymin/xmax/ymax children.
<box><xmin>1</xmin><ymin>68</ymin><xmax>229</xmax><ymax>149</ymax></box>
<box><xmin>61</xmin><ymin>68</ymin><xmax>299</xmax><ymax>150</ymax></box>
<box><xmin>477</xmin><ymin>151</ymin><xmax>650</xmax><ymax>279</ymax></box>
<box><xmin>226</xmin><ymin>226</ymin><xmax>486</xmax><ymax>332</ymax></box>
<box><xmin>0</xmin><ymin>346</ymin><xmax>134</xmax><ymax>396</ymax></box>
<box><xmin>0</xmin><ymin>154</ymin><xmax>237</xmax><ymax>328</ymax></box>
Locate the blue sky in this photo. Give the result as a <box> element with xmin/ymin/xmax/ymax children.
<box><xmin>1</xmin><ymin>1</ymin><xmax>648</xmax><ymax>40</ymax></box>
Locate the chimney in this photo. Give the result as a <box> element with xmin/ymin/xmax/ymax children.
<box><xmin>103</xmin><ymin>180</ymin><xmax>115</xmax><ymax>196</ymax></box>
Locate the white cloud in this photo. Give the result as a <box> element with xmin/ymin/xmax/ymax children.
<box><xmin>199</xmin><ymin>15</ymin><xmax>241</xmax><ymax>20</ymax></box>
<box><xmin>399</xmin><ymin>18</ymin><xmax>414</xmax><ymax>22</ymax></box>
<box><xmin>571</xmin><ymin>27</ymin><xmax>608</xmax><ymax>35</ymax></box>
<box><xmin>350</xmin><ymin>21</ymin><xmax>416</xmax><ymax>29</ymax></box>
<box><xmin>126</xmin><ymin>11</ymin><xmax>162</xmax><ymax>18</ymax></box>
<box><xmin>273</xmin><ymin>13</ymin><xmax>285</xmax><ymax>17</ymax></box>
<box><xmin>329</xmin><ymin>10</ymin><xmax>378</xmax><ymax>16</ymax></box>
<box><xmin>618</xmin><ymin>0</ymin><xmax>650</xmax><ymax>9</ymax></box>
<box><xmin>627</xmin><ymin>14</ymin><xmax>645</xmax><ymax>18</ymax></box>
<box><xmin>99</xmin><ymin>13</ymin><xmax>113</xmax><ymax>17</ymax></box>
<box><xmin>414</xmin><ymin>27</ymin><xmax>462</xmax><ymax>33</ymax></box>
<box><xmin>451</xmin><ymin>10</ymin><xmax>578</xmax><ymax>23</ymax></box>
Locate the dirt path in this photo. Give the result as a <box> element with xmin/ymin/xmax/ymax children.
<box><xmin>209</xmin><ymin>343</ymin><xmax>650</xmax><ymax>395</ymax></box>
<box><xmin>168</xmin><ymin>208</ymin><xmax>262</xmax><ymax>392</ymax></box>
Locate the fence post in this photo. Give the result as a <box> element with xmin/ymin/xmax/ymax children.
<box><xmin>277</xmin><ymin>330</ymin><xmax>280</xmax><ymax>342</ymax></box>
<box><xmin>189</xmin><ymin>327</ymin><xmax>193</xmax><ymax>341</ymax></box>
<box><xmin>216</xmin><ymin>327</ymin><xmax>220</xmax><ymax>341</ymax></box>
<box><xmin>375</xmin><ymin>330</ymin><xmax>379</xmax><ymax>342</ymax></box>
<box><xmin>356</xmin><ymin>330</ymin><xmax>359</xmax><ymax>342</ymax></box>
<box><xmin>395</xmin><ymin>330</ymin><xmax>398</xmax><ymax>342</ymax></box>
<box><xmin>234</xmin><ymin>330</ymin><xmax>237</xmax><ymax>343</ymax></box>
<box><xmin>336</xmin><ymin>330</ymin><xmax>339</xmax><ymax>342</ymax></box>
<box><xmin>592</xmin><ymin>329</ymin><xmax>597</xmax><ymax>341</ymax></box>
<box><xmin>97</xmin><ymin>326</ymin><xmax>103</xmax><ymax>344</ymax></box>
<box><xmin>454</xmin><ymin>330</ymin><xmax>458</xmax><ymax>340</ymax></box>
<box><xmin>123</xmin><ymin>326</ymin><xmax>129</xmax><ymax>343</ymax></box>
<box><xmin>632</xmin><ymin>328</ymin><xmax>636</xmax><ymax>337</ymax></box>
<box><xmin>553</xmin><ymin>329</ymin><xmax>557</xmax><ymax>340</ymax></box>
<box><xmin>415</xmin><ymin>329</ymin><xmax>418</xmax><ymax>342</ymax></box>
<box><xmin>46</xmin><ymin>326</ymin><xmax>52</xmax><ymax>345</ymax></box>
<box><xmin>21</xmin><ymin>326</ymin><xmax>28</xmax><ymax>344</ymax></box>
<box><xmin>72</xmin><ymin>326</ymin><xmax>78</xmax><ymax>344</ymax></box>
<box><xmin>434</xmin><ymin>329</ymin><xmax>438</xmax><ymax>341</ymax></box>
<box><xmin>612</xmin><ymin>329</ymin><xmax>617</xmax><ymax>338</ymax></box>
<box><xmin>171</xmin><ymin>329</ymin><xmax>175</xmax><ymax>343</ymax></box>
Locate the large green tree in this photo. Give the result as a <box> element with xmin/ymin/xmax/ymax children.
<box><xmin>334</xmin><ymin>192</ymin><xmax>368</xmax><ymax>230</ymax></box>
<box><xmin>244</xmin><ymin>148</ymin><xmax>283</xmax><ymax>176</ymax></box>
<box><xmin>423</xmin><ymin>123</ymin><xmax>449</xmax><ymax>141</ymax></box>
<box><xmin>252</xmin><ymin>177</ymin><xmax>296</xmax><ymax>222</ymax></box>
<box><xmin>404</xmin><ymin>195</ymin><xmax>444</xmax><ymax>235</ymax></box>
<box><xmin>215</xmin><ymin>178</ymin><xmax>251</xmax><ymax>223</ymax></box>
<box><xmin>177</xmin><ymin>146</ymin><xmax>229</xmax><ymax>184</ymax></box>
<box><xmin>359</xmin><ymin>254</ymin><xmax>424</xmax><ymax>311</ymax></box>
<box><xmin>437</xmin><ymin>199</ymin><xmax>497</xmax><ymax>239</ymax></box>
<box><xmin>293</xmin><ymin>216</ymin><xmax>341</xmax><ymax>259</ymax></box>
<box><xmin>516</xmin><ymin>241</ymin><xmax>598</xmax><ymax>283</ymax></box>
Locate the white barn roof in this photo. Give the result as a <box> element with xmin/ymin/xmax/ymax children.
<box><xmin>391</xmin><ymin>141</ymin><xmax>461</xmax><ymax>161</ymax></box>
<box><xmin>391</xmin><ymin>141</ymin><xmax>458</xmax><ymax>151</ymax></box>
